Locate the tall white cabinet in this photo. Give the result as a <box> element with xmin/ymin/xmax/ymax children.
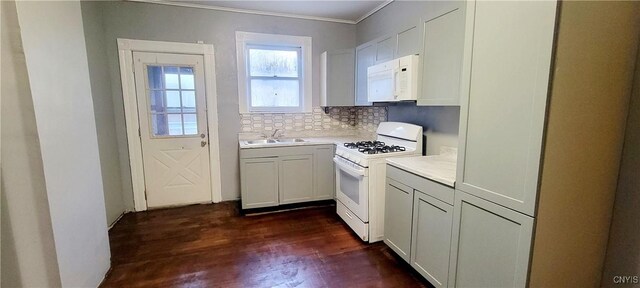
<box><xmin>450</xmin><ymin>0</ymin><xmax>557</xmax><ymax>286</ymax></box>
<box><xmin>455</xmin><ymin>0</ymin><xmax>557</xmax><ymax>216</ymax></box>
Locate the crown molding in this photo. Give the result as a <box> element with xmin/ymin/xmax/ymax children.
<box><xmin>125</xmin><ymin>0</ymin><xmax>360</xmax><ymax>24</ymax></box>
<box><xmin>355</xmin><ymin>0</ymin><xmax>393</xmax><ymax>23</ymax></box>
<box><xmin>124</xmin><ymin>0</ymin><xmax>394</xmax><ymax>25</ymax></box>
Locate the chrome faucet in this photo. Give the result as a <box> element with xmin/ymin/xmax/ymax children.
<box><xmin>271</xmin><ymin>129</ymin><xmax>283</xmax><ymax>139</ymax></box>
<box><xmin>261</xmin><ymin>129</ymin><xmax>284</xmax><ymax>140</ymax></box>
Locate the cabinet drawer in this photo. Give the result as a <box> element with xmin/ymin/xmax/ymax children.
<box><xmin>387</xmin><ymin>165</ymin><xmax>454</xmax><ymax>205</ymax></box>
<box><xmin>337</xmin><ymin>201</ymin><xmax>368</xmax><ymax>242</ymax></box>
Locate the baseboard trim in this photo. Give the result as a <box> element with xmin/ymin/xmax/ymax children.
<box><xmin>108</xmin><ymin>211</ymin><xmax>128</xmax><ymax>230</ymax></box>
<box><xmin>242</xmin><ymin>200</ymin><xmax>335</xmax><ymax>216</ymax></box>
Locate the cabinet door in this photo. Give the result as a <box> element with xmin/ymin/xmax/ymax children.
<box><xmin>279</xmin><ymin>154</ymin><xmax>314</xmax><ymax>204</ymax></box>
<box><xmin>411</xmin><ymin>190</ymin><xmax>453</xmax><ymax>288</ymax></box>
<box><xmin>396</xmin><ymin>24</ymin><xmax>420</xmax><ymax>58</ymax></box>
<box><xmin>456</xmin><ymin>0</ymin><xmax>557</xmax><ymax>216</ymax></box>
<box><xmin>418</xmin><ymin>7</ymin><xmax>465</xmax><ymax>106</ymax></box>
<box><xmin>314</xmin><ymin>146</ymin><xmax>335</xmax><ymax>200</ymax></box>
<box><xmin>320</xmin><ymin>49</ymin><xmax>355</xmax><ymax>107</ymax></box>
<box><xmin>375</xmin><ymin>35</ymin><xmax>395</xmax><ymax>64</ymax></box>
<box><xmin>383</xmin><ymin>178</ymin><xmax>414</xmax><ymax>262</ymax></box>
<box><xmin>448</xmin><ymin>190</ymin><xmax>534</xmax><ymax>288</ymax></box>
<box><xmin>240</xmin><ymin>157</ymin><xmax>279</xmax><ymax>209</ymax></box>
<box><xmin>355</xmin><ymin>42</ymin><xmax>375</xmax><ymax>106</ymax></box>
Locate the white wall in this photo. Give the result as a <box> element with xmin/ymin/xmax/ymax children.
<box><xmin>1</xmin><ymin>1</ymin><xmax>62</xmax><ymax>286</ymax></box>
<box><xmin>602</xmin><ymin>42</ymin><xmax>640</xmax><ymax>286</ymax></box>
<box><xmin>81</xmin><ymin>0</ymin><xmax>126</xmax><ymax>225</ymax></box>
<box><xmin>529</xmin><ymin>1</ymin><xmax>640</xmax><ymax>285</ymax></box>
<box><xmin>15</xmin><ymin>1</ymin><xmax>111</xmax><ymax>286</ymax></box>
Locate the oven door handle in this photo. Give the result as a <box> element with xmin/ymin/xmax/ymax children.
<box><xmin>333</xmin><ymin>158</ymin><xmax>366</xmax><ymax>178</ymax></box>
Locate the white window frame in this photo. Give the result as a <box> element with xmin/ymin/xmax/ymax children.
<box><xmin>236</xmin><ymin>31</ymin><xmax>312</xmax><ymax>113</ymax></box>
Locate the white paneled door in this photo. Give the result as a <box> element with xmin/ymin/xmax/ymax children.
<box><xmin>133</xmin><ymin>52</ymin><xmax>212</xmax><ymax>208</ymax></box>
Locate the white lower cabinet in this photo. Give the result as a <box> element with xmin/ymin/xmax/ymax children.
<box><xmin>240</xmin><ymin>145</ymin><xmax>335</xmax><ymax>209</ymax></box>
<box><xmin>411</xmin><ymin>190</ymin><xmax>453</xmax><ymax>288</ymax></box>
<box><xmin>384</xmin><ymin>178</ymin><xmax>414</xmax><ymax>262</ymax></box>
<box><xmin>313</xmin><ymin>146</ymin><xmax>335</xmax><ymax>200</ymax></box>
<box><xmin>279</xmin><ymin>154</ymin><xmax>313</xmax><ymax>204</ymax></box>
<box><xmin>448</xmin><ymin>190</ymin><xmax>534</xmax><ymax>288</ymax></box>
<box><xmin>240</xmin><ymin>157</ymin><xmax>279</xmax><ymax>209</ymax></box>
<box><xmin>385</xmin><ymin>165</ymin><xmax>454</xmax><ymax>287</ymax></box>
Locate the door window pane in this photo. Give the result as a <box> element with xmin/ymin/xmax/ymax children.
<box><xmin>180</xmin><ymin>67</ymin><xmax>195</xmax><ymax>89</ymax></box>
<box><xmin>149</xmin><ymin>90</ymin><xmax>164</xmax><ymax>113</ymax></box>
<box><xmin>146</xmin><ymin>65</ymin><xmax>199</xmax><ymax>137</ymax></box>
<box><xmin>167</xmin><ymin>114</ymin><xmax>183</xmax><ymax>135</ymax></box>
<box><xmin>183</xmin><ymin>114</ymin><xmax>198</xmax><ymax>135</ymax></box>
<box><xmin>181</xmin><ymin>91</ymin><xmax>196</xmax><ymax>112</ymax></box>
<box><xmin>164</xmin><ymin>66</ymin><xmax>180</xmax><ymax>89</ymax></box>
<box><xmin>250</xmin><ymin>79</ymin><xmax>299</xmax><ymax>107</ymax></box>
<box><xmin>166</xmin><ymin>91</ymin><xmax>181</xmax><ymax>113</ymax></box>
<box><xmin>151</xmin><ymin>113</ymin><xmax>168</xmax><ymax>135</ymax></box>
<box><xmin>147</xmin><ymin>66</ymin><xmax>163</xmax><ymax>89</ymax></box>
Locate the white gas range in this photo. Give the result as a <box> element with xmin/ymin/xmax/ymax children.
<box><xmin>334</xmin><ymin>122</ymin><xmax>423</xmax><ymax>242</ymax></box>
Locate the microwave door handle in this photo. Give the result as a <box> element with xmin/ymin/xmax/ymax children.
<box><xmin>333</xmin><ymin>158</ymin><xmax>365</xmax><ymax>178</ymax></box>
<box><xmin>393</xmin><ymin>68</ymin><xmax>400</xmax><ymax>98</ymax></box>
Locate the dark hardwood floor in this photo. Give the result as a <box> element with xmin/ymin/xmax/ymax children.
<box><xmin>101</xmin><ymin>202</ymin><xmax>432</xmax><ymax>287</ymax></box>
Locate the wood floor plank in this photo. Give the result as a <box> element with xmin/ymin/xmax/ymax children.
<box><xmin>101</xmin><ymin>202</ymin><xmax>431</xmax><ymax>288</ymax></box>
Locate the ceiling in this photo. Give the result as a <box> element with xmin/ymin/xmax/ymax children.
<box><xmin>131</xmin><ymin>0</ymin><xmax>392</xmax><ymax>24</ymax></box>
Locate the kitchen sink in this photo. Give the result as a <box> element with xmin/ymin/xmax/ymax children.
<box><xmin>276</xmin><ymin>138</ymin><xmax>306</xmax><ymax>143</ymax></box>
<box><xmin>245</xmin><ymin>139</ymin><xmax>277</xmax><ymax>145</ymax></box>
<box><xmin>243</xmin><ymin>138</ymin><xmax>306</xmax><ymax>146</ymax></box>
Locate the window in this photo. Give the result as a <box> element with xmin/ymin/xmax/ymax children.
<box><xmin>236</xmin><ymin>32</ymin><xmax>312</xmax><ymax>113</ymax></box>
<box><xmin>146</xmin><ymin>65</ymin><xmax>198</xmax><ymax>136</ymax></box>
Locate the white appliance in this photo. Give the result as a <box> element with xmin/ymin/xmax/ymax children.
<box><xmin>367</xmin><ymin>55</ymin><xmax>420</xmax><ymax>102</ymax></box>
<box><xmin>334</xmin><ymin>122</ymin><xmax>423</xmax><ymax>242</ymax></box>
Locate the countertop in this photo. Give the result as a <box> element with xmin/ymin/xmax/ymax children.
<box><xmin>238</xmin><ymin>135</ymin><xmax>370</xmax><ymax>149</ymax></box>
<box><xmin>386</xmin><ymin>149</ymin><xmax>457</xmax><ymax>187</ymax></box>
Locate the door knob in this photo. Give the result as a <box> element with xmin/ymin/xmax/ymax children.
<box><xmin>201</xmin><ymin>141</ymin><xmax>207</xmax><ymax>147</ymax></box>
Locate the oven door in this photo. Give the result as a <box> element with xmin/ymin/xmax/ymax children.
<box><xmin>334</xmin><ymin>156</ymin><xmax>369</xmax><ymax>222</ymax></box>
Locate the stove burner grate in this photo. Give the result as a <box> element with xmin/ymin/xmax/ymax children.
<box><xmin>344</xmin><ymin>141</ymin><xmax>407</xmax><ymax>154</ymax></box>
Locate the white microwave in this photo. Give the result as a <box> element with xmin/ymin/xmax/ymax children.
<box><xmin>367</xmin><ymin>55</ymin><xmax>419</xmax><ymax>102</ymax></box>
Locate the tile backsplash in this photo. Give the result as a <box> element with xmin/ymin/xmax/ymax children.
<box><xmin>240</xmin><ymin>107</ymin><xmax>387</xmax><ymax>137</ymax></box>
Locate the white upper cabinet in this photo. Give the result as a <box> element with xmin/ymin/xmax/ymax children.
<box><xmin>355</xmin><ymin>34</ymin><xmax>397</xmax><ymax>106</ymax></box>
<box><xmin>417</xmin><ymin>3</ymin><xmax>466</xmax><ymax>106</ymax></box>
<box><xmin>396</xmin><ymin>23</ymin><xmax>420</xmax><ymax>58</ymax></box>
<box><xmin>355</xmin><ymin>42</ymin><xmax>376</xmax><ymax>106</ymax></box>
<box><xmin>375</xmin><ymin>35</ymin><xmax>396</xmax><ymax>64</ymax></box>
<box><xmin>320</xmin><ymin>49</ymin><xmax>355</xmax><ymax>107</ymax></box>
<box><xmin>456</xmin><ymin>0</ymin><xmax>557</xmax><ymax>216</ymax></box>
